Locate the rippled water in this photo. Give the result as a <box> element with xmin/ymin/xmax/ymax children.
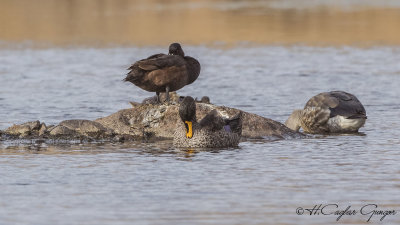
<box><xmin>1</xmin><ymin>45</ymin><xmax>400</xmax><ymax>224</ymax></box>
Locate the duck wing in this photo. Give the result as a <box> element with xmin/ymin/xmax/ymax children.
<box><xmin>147</xmin><ymin>53</ymin><xmax>166</xmax><ymax>60</ymax></box>
<box><xmin>199</xmin><ymin>110</ymin><xmax>243</xmax><ymax>135</ymax></box>
<box><xmin>305</xmin><ymin>92</ymin><xmax>339</xmax><ymax>109</ymax></box>
<box><xmin>127</xmin><ymin>53</ymin><xmax>166</xmax><ymax>71</ymax></box>
<box><xmin>199</xmin><ymin>110</ymin><xmax>225</xmax><ymax>131</ymax></box>
<box><xmin>125</xmin><ymin>55</ymin><xmax>186</xmax><ymax>84</ymax></box>
<box><xmin>305</xmin><ymin>91</ymin><xmax>366</xmax><ymax>119</ymax></box>
<box><xmin>137</xmin><ymin>55</ymin><xmax>186</xmax><ymax>71</ymax></box>
<box><xmin>328</xmin><ymin>91</ymin><xmax>367</xmax><ymax>119</ymax></box>
<box><xmin>124</xmin><ymin>54</ymin><xmax>166</xmax><ymax>83</ymax></box>
<box><xmin>223</xmin><ymin>111</ymin><xmax>243</xmax><ymax>135</ymax></box>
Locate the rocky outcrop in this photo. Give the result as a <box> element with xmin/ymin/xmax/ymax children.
<box><xmin>0</xmin><ymin>99</ymin><xmax>304</xmax><ymax>142</ymax></box>
<box><xmin>2</xmin><ymin>120</ymin><xmax>116</xmax><ymax>141</ymax></box>
<box><xmin>94</xmin><ymin>102</ymin><xmax>303</xmax><ymax>140</ymax></box>
<box><xmin>4</xmin><ymin>120</ymin><xmax>41</xmax><ymax>138</ymax></box>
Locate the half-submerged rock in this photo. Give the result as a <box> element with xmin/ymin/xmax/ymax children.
<box><xmin>4</xmin><ymin>121</ymin><xmax>41</xmax><ymax>138</ymax></box>
<box><xmin>1</xmin><ymin>96</ymin><xmax>303</xmax><ymax>142</ymax></box>
<box><xmin>3</xmin><ymin>120</ymin><xmax>114</xmax><ymax>141</ymax></box>
<box><xmin>95</xmin><ymin>101</ymin><xmax>303</xmax><ymax>140</ymax></box>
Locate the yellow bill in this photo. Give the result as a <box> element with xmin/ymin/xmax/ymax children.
<box><xmin>185</xmin><ymin>121</ymin><xmax>193</xmax><ymax>138</ymax></box>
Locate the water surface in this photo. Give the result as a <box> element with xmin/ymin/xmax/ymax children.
<box><xmin>1</xmin><ymin>45</ymin><xmax>400</xmax><ymax>224</ymax></box>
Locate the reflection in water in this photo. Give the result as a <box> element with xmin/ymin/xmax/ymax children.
<box><xmin>1</xmin><ymin>2</ymin><xmax>400</xmax><ymax>222</ymax></box>
<box><xmin>0</xmin><ymin>140</ymin><xmax>240</xmax><ymax>159</ymax></box>
<box><xmin>1</xmin><ymin>45</ymin><xmax>400</xmax><ymax>224</ymax></box>
<box><xmin>1</xmin><ymin>0</ymin><xmax>400</xmax><ymax>46</ymax></box>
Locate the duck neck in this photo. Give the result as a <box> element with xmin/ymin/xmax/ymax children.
<box><xmin>285</xmin><ymin>109</ymin><xmax>302</xmax><ymax>131</ymax></box>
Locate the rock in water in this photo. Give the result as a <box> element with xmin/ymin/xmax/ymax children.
<box><xmin>4</xmin><ymin>120</ymin><xmax>41</xmax><ymax>137</ymax></box>
<box><xmin>1</xmin><ymin>101</ymin><xmax>303</xmax><ymax>142</ymax></box>
<box><xmin>39</xmin><ymin>123</ymin><xmax>47</xmax><ymax>136</ymax></box>
<box><xmin>49</xmin><ymin>125</ymin><xmax>78</xmax><ymax>137</ymax></box>
<box><xmin>59</xmin><ymin>120</ymin><xmax>113</xmax><ymax>138</ymax></box>
<box><xmin>95</xmin><ymin>102</ymin><xmax>303</xmax><ymax>140</ymax></box>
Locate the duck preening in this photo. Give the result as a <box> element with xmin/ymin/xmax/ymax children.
<box><xmin>285</xmin><ymin>91</ymin><xmax>367</xmax><ymax>134</ymax></box>
<box><xmin>124</xmin><ymin>43</ymin><xmax>201</xmax><ymax>103</ymax></box>
<box><xmin>173</xmin><ymin>96</ymin><xmax>243</xmax><ymax>148</ymax></box>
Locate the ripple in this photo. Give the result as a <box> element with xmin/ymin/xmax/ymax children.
<box><xmin>0</xmin><ymin>46</ymin><xmax>400</xmax><ymax>224</ymax></box>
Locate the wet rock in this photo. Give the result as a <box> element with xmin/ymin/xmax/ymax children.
<box><xmin>47</xmin><ymin>125</ymin><xmax>56</xmax><ymax>133</ymax></box>
<box><xmin>129</xmin><ymin>101</ymin><xmax>141</xmax><ymax>108</ymax></box>
<box><xmin>39</xmin><ymin>123</ymin><xmax>47</xmax><ymax>136</ymax></box>
<box><xmin>49</xmin><ymin>125</ymin><xmax>77</xmax><ymax>137</ymax></box>
<box><xmin>24</xmin><ymin>120</ymin><xmax>41</xmax><ymax>131</ymax></box>
<box><xmin>141</xmin><ymin>92</ymin><xmax>180</xmax><ymax>104</ymax></box>
<box><xmin>5</xmin><ymin>124</ymin><xmax>30</xmax><ymax>136</ymax></box>
<box><xmin>112</xmin><ymin>134</ymin><xmax>135</xmax><ymax>142</ymax></box>
<box><xmin>113</xmin><ymin>135</ymin><xmax>125</xmax><ymax>142</ymax></box>
<box><xmin>58</xmin><ymin>120</ymin><xmax>113</xmax><ymax>138</ymax></box>
<box><xmin>96</xmin><ymin>102</ymin><xmax>303</xmax><ymax>140</ymax></box>
<box><xmin>1</xmin><ymin>95</ymin><xmax>303</xmax><ymax>142</ymax></box>
<box><xmin>196</xmin><ymin>104</ymin><xmax>302</xmax><ymax>139</ymax></box>
<box><xmin>4</xmin><ymin>121</ymin><xmax>41</xmax><ymax>137</ymax></box>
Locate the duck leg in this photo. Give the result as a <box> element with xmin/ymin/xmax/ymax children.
<box><xmin>165</xmin><ymin>86</ymin><xmax>170</xmax><ymax>103</ymax></box>
<box><xmin>156</xmin><ymin>92</ymin><xmax>161</xmax><ymax>103</ymax></box>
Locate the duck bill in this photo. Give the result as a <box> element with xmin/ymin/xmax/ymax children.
<box><xmin>184</xmin><ymin>121</ymin><xmax>193</xmax><ymax>138</ymax></box>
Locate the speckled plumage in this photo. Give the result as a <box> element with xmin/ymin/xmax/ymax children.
<box><xmin>285</xmin><ymin>91</ymin><xmax>367</xmax><ymax>134</ymax></box>
<box><xmin>173</xmin><ymin>122</ymin><xmax>241</xmax><ymax>148</ymax></box>
<box><xmin>173</xmin><ymin>97</ymin><xmax>242</xmax><ymax>148</ymax></box>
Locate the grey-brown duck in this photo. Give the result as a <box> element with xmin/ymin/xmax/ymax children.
<box><xmin>124</xmin><ymin>43</ymin><xmax>201</xmax><ymax>103</ymax></box>
<box><xmin>285</xmin><ymin>91</ymin><xmax>367</xmax><ymax>134</ymax></box>
<box><xmin>173</xmin><ymin>96</ymin><xmax>243</xmax><ymax>148</ymax></box>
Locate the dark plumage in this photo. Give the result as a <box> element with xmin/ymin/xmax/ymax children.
<box><xmin>173</xmin><ymin>96</ymin><xmax>243</xmax><ymax>148</ymax></box>
<box><xmin>124</xmin><ymin>43</ymin><xmax>201</xmax><ymax>103</ymax></box>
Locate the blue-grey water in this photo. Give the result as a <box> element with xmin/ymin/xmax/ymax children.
<box><xmin>1</xmin><ymin>46</ymin><xmax>400</xmax><ymax>224</ymax></box>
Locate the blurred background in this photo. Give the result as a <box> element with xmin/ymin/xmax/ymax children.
<box><xmin>1</xmin><ymin>0</ymin><xmax>400</xmax><ymax>47</ymax></box>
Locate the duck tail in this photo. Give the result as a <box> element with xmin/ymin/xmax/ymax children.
<box><xmin>225</xmin><ymin>111</ymin><xmax>243</xmax><ymax>135</ymax></box>
<box><xmin>122</xmin><ymin>75</ymin><xmax>130</xmax><ymax>82</ymax></box>
<box><xmin>123</xmin><ymin>74</ymin><xmax>135</xmax><ymax>83</ymax></box>
<box><xmin>124</xmin><ymin>64</ymin><xmax>142</xmax><ymax>83</ymax></box>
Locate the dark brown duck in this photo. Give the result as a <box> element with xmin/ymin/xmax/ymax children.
<box><xmin>124</xmin><ymin>43</ymin><xmax>201</xmax><ymax>103</ymax></box>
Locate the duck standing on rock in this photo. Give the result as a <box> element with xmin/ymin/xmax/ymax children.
<box><xmin>285</xmin><ymin>91</ymin><xmax>367</xmax><ymax>134</ymax></box>
<box><xmin>173</xmin><ymin>96</ymin><xmax>243</xmax><ymax>148</ymax></box>
<box><xmin>124</xmin><ymin>43</ymin><xmax>201</xmax><ymax>103</ymax></box>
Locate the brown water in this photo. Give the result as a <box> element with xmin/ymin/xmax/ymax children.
<box><xmin>1</xmin><ymin>0</ymin><xmax>400</xmax><ymax>46</ymax></box>
<box><xmin>1</xmin><ymin>1</ymin><xmax>400</xmax><ymax>225</ymax></box>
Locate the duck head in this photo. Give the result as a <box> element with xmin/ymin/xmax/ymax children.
<box><xmin>169</xmin><ymin>43</ymin><xmax>185</xmax><ymax>57</ymax></box>
<box><xmin>179</xmin><ymin>96</ymin><xmax>196</xmax><ymax>138</ymax></box>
